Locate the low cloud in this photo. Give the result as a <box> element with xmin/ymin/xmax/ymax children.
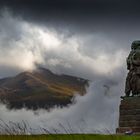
<box><xmin>0</xmin><ymin>78</ymin><xmax>124</xmax><ymax>134</ymax></box>
<box><xmin>0</xmin><ymin>9</ymin><xmax>129</xmax><ymax>134</ymax></box>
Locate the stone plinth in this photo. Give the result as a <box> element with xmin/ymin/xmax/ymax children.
<box><xmin>116</xmin><ymin>97</ymin><xmax>140</xmax><ymax>134</ymax></box>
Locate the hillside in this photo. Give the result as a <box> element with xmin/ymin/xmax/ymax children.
<box><xmin>0</xmin><ymin>67</ymin><xmax>89</xmax><ymax>110</ymax></box>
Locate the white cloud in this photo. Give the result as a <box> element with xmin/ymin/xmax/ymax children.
<box><xmin>0</xmin><ymin>9</ymin><xmax>129</xmax><ymax>134</ymax></box>
<box><xmin>0</xmin><ymin>9</ymin><xmax>128</xmax><ymax>79</ymax></box>
<box><xmin>0</xmin><ymin>79</ymin><xmax>124</xmax><ymax>134</ymax></box>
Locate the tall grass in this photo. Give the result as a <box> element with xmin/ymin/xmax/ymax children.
<box><xmin>0</xmin><ymin>119</ymin><xmax>101</xmax><ymax>135</ymax></box>
<box><xmin>0</xmin><ymin>120</ymin><xmax>139</xmax><ymax>140</ymax></box>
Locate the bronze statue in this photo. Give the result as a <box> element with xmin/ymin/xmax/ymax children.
<box><xmin>125</xmin><ymin>41</ymin><xmax>140</xmax><ymax>97</ymax></box>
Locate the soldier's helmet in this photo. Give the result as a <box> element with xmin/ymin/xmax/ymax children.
<box><xmin>131</xmin><ymin>40</ymin><xmax>140</xmax><ymax>50</ymax></box>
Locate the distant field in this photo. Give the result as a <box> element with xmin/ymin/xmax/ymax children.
<box><xmin>0</xmin><ymin>134</ymin><xmax>140</xmax><ymax>140</ymax></box>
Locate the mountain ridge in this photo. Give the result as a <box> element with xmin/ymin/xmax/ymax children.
<box><xmin>0</xmin><ymin>67</ymin><xmax>89</xmax><ymax>110</ymax></box>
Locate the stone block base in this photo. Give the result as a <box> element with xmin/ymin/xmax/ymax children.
<box><xmin>117</xmin><ymin>97</ymin><xmax>140</xmax><ymax>134</ymax></box>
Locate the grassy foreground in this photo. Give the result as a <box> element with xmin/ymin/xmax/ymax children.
<box><xmin>0</xmin><ymin>134</ymin><xmax>140</xmax><ymax>140</ymax></box>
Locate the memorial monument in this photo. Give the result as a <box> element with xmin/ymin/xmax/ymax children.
<box><xmin>117</xmin><ymin>41</ymin><xmax>140</xmax><ymax>134</ymax></box>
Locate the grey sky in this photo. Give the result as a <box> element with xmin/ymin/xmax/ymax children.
<box><xmin>0</xmin><ymin>0</ymin><xmax>139</xmax><ymax>133</ymax></box>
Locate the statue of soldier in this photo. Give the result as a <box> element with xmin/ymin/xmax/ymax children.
<box><xmin>125</xmin><ymin>41</ymin><xmax>140</xmax><ymax>97</ymax></box>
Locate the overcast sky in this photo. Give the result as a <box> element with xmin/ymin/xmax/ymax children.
<box><xmin>0</xmin><ymin>0</ymin><xmax>139</xmax><ymax>78</ymax></box>
<box><xmin>0</xmin><ymin>0</ymin><xmax>140</xmax><ymax>75</ymax></box>
<box><xmin>0</xmin><ymin>0</ymin><xmax>139</xmax><ymax>133</ymax></box>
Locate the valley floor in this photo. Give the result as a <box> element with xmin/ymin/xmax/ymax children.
<box><xmin>0</xmin><ymin>134</ymin><xmax>140</xmax><ymax>140</ymax></box>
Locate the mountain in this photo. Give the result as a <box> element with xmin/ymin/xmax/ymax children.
<box><xmin>0</xmin><ymin>67</ymin><xmax>89</xmax><ymax>110</ymax></box>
